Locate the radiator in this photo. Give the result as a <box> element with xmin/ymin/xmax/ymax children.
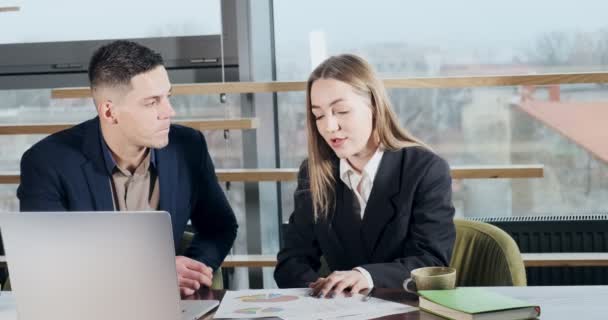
<box><xmin>467</xmin><ymin>215</ymin><xmax>608</xmax><ymax>285</ymax></box>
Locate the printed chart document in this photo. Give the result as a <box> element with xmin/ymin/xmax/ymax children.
<box><xmin>213</xmin><ymin>288</ymin><xmax>416</xmax><ymax>319</ymax></box>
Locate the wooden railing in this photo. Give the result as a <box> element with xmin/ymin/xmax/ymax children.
<box><xmin>0</xmin><ymin>118</ymin><xmax>258</xmax><ymax>135</ymax></box>
<box><xmin>214</xmin><ymin>165</ymin><xmax>545</xmax><ymax>181</ymax></box>
<box><xmin>0</xmin><ymin>173</ymin><xmax>18</xmax><ymax>184</ymax></box>
<box><xmin>224</xmin><ymin>252</ymin><xmax>608</xmax><ymax>268</ymax></box>
<box><xmin>0</xmin><ymin>6</ymin><xmax>19</xmax><ymax>12</ymax></box>
<box><xmin>221</xmin><ymin>255</ymin><xmax>277</xmax><ymax>268</ymax></box>
<box><xmin>449</xmin><ymin>165</ymin><xmax>543</xmax><ymax>179</ymax></box>
<box><xmin>216</xmin><ymin>169</ymin><xmax>298</xmax><ymax>182</ymax></box>
<box><xmin>2</xmin><ymin>252</ymin><xmax>607</xmax><ymax>269</ymax></box>
<box><xmin>0</xmin><ymin>165</ymin><xmax>543</xmax><ymax>185</ymax></box>
<box><xmin>521</xmin><ymin>253</ymin><xmax>608</xmax><ymax>267</ymax></box>
<box><xmin>51</xmin><ymin>72</ymin><xmax>608</xmax><ymax>98</ymax></box>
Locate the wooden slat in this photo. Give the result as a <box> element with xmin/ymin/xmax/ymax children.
<box><xmin>0</xmin><ymin>165</ymin><xmax>543</xmax><ymax>185</ymax></box>
<box><xmin>0</xmin><ymin>172</ymin><xmax>19</xmax><ymax>184</ymax></box>
<box><xmin>215</xmin><ymin>169</ymin><xmax>298</xmax><ymax>182</ymax></box>
<box><xmin>0</xmin><ymin>118</ymin><xmax>258</xmax><ymax>135</ymax></box>
<box><xmin>0</xmin><ymin>6</ymin><xmax>19</xmax><ymax>12</ymax></box>
<box><xmin>51</xmin><ymin>87</ymin><xmax>91</xmax><ymax>99</ymax></box>
<box><xmin>177</xmin><ymin>118</ymin><xmax>258</xmax><ymax>131</ymax></box>
<box><xmin>0</xmin><ymin>254</ymin><xmax>276</xmax><ymax>268</ymax></box>
<box><xmin>172</xmin><ymin>82</ymin><xmax>307</xmax><ymax>95</ymax></box>
<box><xmin>522</xmin><ymin>253</ymin><xmax>608</xmax><ymax>267</ymax></box>
<box><xmin>51</xmin><ymin>72</ymin><xmax>608</xmax><ymax>98</ymax></box>
<box><xmin>51</xmin><ymin>82</ymin><xmax>306</xmax><ymax>99</ymax></box>
<box><xmin>221</xmin><ymin>254</ymin><xmax>277</xmax><ymax>268</ymax></box>
<box><xmin>219</xmin><ymin>252</ymin><xmax>608</xmax><ymax>268</ymax></box>
<box><xmin>217</xmin><ymin>165</ymin><xmax>545</xmax><ymax>182</ymax></box>
<box><xmin>0</xmin><ymin>170</ymin><xmax>298</xmax><ymax>184</ymax></box>
<box><xmin>450</xmin><ymin>164</ymin><xmax>544</xmax><ymax>179</ymax></box>
<box><xmin>3</xmin><ymin>253</ymin><xmax>608</xmax><ymax>268</ymax></box>
<box><xmin>0</xmin><ymin>124</ymin><xmax>73</xmax><ymax>135</ymax></box>
<box><xmin>381</xmin><ymin>73</ymin><xmax>608</xmax><ymax>89</ymax></box>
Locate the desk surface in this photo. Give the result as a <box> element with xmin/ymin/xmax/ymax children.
<box><xmin>192</xmin><ymin>285</ymin><xmax>608</xmax><ymax>320</ymax></box>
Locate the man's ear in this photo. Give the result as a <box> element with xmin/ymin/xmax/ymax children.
<box><xmin>97</xmin><ymin>99</ymin><xmax>118</xmax><ymax>124</ymax></box>
<box><xmin>94</xmin><ymin>88</ymin><xmax>119</xmax><ymax>125</ymax></box>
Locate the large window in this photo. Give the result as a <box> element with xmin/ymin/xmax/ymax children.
<box><xmin>0</xmin><ymin>0</ymin><xmax>246</xmax><ymax>231</ymax></box>
<box><xmin>273</xmin><ymin>0</ymin><xmax>608</xmax><ymax>220</ymax></box>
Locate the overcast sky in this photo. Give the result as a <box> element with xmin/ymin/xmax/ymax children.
<box><xmin>274</xmin><ymin>0</ymin><xmax>608</xmax><ymax>52</ymax></box>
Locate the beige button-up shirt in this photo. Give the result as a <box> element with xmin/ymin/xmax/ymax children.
<box><xmin>109</xmin><ymin>150</ymin><xmax>160</xmax><ymax>211</ymax></box>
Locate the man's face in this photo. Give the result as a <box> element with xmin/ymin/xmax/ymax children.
<box><xmin>104</xmin><ymin>66</ymin><xmax>175</xmax><ymax>149</ymax></box>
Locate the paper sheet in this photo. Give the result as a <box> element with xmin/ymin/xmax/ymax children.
<box><xmin>213</xmin><ymin>288</ymin><xmax>416</xmax><ymax>319</ymax></box>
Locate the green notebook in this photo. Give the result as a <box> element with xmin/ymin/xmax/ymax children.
<box><xmin>418</xmin><ymin>288</ymin><xmax>540</xmax><ymax>320</ymax></box>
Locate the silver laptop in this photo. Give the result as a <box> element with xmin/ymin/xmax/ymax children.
<box><xmin>0</xmin><ymin>211</ymin><xmax>218</xmax><ymax>320</ymax></box>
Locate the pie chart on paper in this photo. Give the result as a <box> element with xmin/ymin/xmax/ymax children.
<box><xmin>234</xmin><ymin>306</ymin><xmax>286</xmax><ymax>314</ymax></box>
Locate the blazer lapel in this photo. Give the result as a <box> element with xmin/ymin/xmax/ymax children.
<box><xmin>81</xmin><ymin>118</ymin><xmax>114</xmax><ymax>211</ymax></box>
<box><xmin>361</xmin><ymin>149</ymin><xmax>403</xmax><ymax>259</ymax></box>
<box><xmin>81</xmin><ymin>163</ymin><xmax>114</xmax><ymax>211</ymax></box>
<box><xmin>156</xmin><ymin>145</ymin><xmax>177</xmax><ymax>217</ymax></box>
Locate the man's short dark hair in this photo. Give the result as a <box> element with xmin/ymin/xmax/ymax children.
<box><xmin>88</xmin><ymin>40</ymin><xmax>164</xmax><ymax>89</ymax></box>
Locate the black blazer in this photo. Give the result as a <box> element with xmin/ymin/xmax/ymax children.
<box><xmin>274</xmin><ymin>147</ymin><xmax>455</xmax><ymax>288</ymax></box>
<box><xmin>17</xmin><ymin>117</ymin><xmax>238</xmax><ymax>270</ymax></box>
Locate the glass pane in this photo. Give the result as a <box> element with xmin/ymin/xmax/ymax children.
<box><xmin>278</xmin><ymin>84</ymin><xmax>608</xmax><ymax>219</ymax></box>
<box><xmin>274</xmin><ymin>0</ymin><xmax>608</xmax><ymax>220</ymax></box>
<box><xmin>0</xmin><ymin>0</ymin><xmax>221</xmax><ymax>44</ymax></box>
<box><xmin>0</xmin><ymin>90</ymin><xmax>244</xmax><ymax>210</ymax></box>
<box><xmin>274</xmin><ymin>0</ymin><xmax>608</xmax><ymax>79</ymax></box>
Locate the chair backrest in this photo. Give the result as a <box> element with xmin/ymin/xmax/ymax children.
<box><xmin>450</xmin><ymin>219</ymin><xmax>527</xmax><ymax>286</ymax></box>
<box><xmin>179</xmin><ymin>231</ymin><xmax>224</xmax><ymax>289</ymax></box>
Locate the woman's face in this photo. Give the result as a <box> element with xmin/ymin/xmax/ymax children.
<box><xmin>310</xmin><ymin>78</ymin><xmax>375</xmax><ymax>160</ymax></box>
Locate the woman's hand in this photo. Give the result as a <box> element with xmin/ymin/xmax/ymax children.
<box><xmin>309</xmin><ymin>270</ymin><xmax>370</xmax><ymax>298</ymax></box>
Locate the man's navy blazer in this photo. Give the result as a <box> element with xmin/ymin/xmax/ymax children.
<box><xmin>17</xmin><ymin>117</ymin><xmax>238</xmax><ymax>270</ymax></box>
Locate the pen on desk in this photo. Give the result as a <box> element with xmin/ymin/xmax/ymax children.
<box><xmin>362</xmin><ymin>288</ymin><xmax>375</xmax><ymax>301</ymax></box>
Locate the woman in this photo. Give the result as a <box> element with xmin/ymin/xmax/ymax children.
<box><xmin>274</xmin><ymin>54</ymin><xmax>455</xmax><ymax>298</ymax></box>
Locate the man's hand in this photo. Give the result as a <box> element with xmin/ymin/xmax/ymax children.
<box><xmin>175</xmin><ymin>256</ymin><xmax>213</xmax><ymax>296</ymax></box>
<box><xmin>309</xmin><ymin>270</ymin><xmax>370</xmax><ymax>298</ymax></box>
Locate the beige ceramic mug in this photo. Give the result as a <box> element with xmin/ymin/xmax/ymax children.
<box><xmin>403</xmin><ymin>266</ymin><xmax>456</xmax><ymax>294</ymax></box>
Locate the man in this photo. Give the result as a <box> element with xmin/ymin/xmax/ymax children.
<box><xmin>17</xmin><ymin>40</ymin><xmax>238</xmax><ymax>296</ymax></box>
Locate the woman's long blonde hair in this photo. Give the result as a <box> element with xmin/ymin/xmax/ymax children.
<box><xmin>306</xmin><ymin>54</ymin><xmax>430</xmax><ymax>220</ymax></box>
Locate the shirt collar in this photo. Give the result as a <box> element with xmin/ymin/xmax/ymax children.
<box><xmin>99</xmin><ymin>128</ymin><xmax>156</xmax><ymax>175</ymax></box>
<box><xmin>339</xmin><ymin>147</ymin><xmax>384</xmax><ymax>188</ymax></box>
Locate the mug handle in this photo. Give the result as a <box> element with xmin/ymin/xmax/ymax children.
<box><xmin>403</xmin><ymin>277</ymin><xmax>417</xmax><ymax>294</ymax></box>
